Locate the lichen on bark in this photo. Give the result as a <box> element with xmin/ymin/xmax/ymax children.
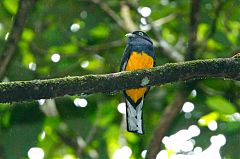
<box><xmin>0</xmin><ymin>57</ymin><xmax>239</xmax><ymax>103</ymax></box>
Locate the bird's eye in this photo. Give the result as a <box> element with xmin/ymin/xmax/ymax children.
<box><xmin>138</xmin><ymin>32</ymin><xmax>144</xmax><ymax>36</ymax></box>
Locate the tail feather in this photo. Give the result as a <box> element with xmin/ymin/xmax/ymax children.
<box><xmin>126</xmin><ymin>98</ymin><xmax>144</xmax><ymax>134</ymax></box>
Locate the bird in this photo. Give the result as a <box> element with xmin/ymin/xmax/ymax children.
<box><xmin>120</xmin><ymin>31</ymin><xmax>156</xmax><ymax>134</ymax></box>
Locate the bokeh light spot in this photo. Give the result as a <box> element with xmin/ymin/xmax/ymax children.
<box><xmin>181</xmin><ymin>140</ymin><xmax>194</xmax><ymax>152</ymax></box>
<box><xmin>182</xmin><ymin>102</ymin><xmax>194</xmax><ymax>113</ymax></box>
<box><xmin>40</xmin><ymin>131</ymin><xmax>46</xmax><ymax>140</ymax></box>
<box><xmin>156</xmin><ymin>150</ymin><xmax>168</xmax><ymax>159</ymax></box>
<box><xmin>160</xmin><ymin>0</ymin><xmax>169</xmax><ymax>5</ymax></box>
<box><xmin>184</xmin><ymin>112</ymin><xmax>192</xmax><ymax>119</ymax></box>
<box><xmin>117</xmin><ymin>102</ymin><xmax>126</xmax><ymax>114</ymax></box>
<box><xmin>194</xmin><ymin>146</ymin><xmax>203</xmax><ymax>153</ymax></box>
<box><xmin>139</xmin><ymin>24</ymin><xmax>151</xmax><ymax>31</ymax></box>
<box><xmin>51</xmin><ymin>53</ymin><xmax>61</xmax><ymax>63</ymax></box>
<box><xmin>28</xmin><ymin>147</ymin><xmax>44</xmax><ymax>159</ymax></box>
<box><xmin>198</xmin><ymin>118</ymin><xmax>206</xmax><ymax>125</ymax></box>
<box><xmin>191</xmin><ymin>89</ymin><xmax>197</xmax><ymax>97</ymax></box>
<box><xmin>113</xmin><ymin>146</ymin><xmax>132</xmax><ymax>159</ymax></box>
<box><xmin>141</xmin><ymin>150</ymin><xmax>147</xmax><ymax>158</ymax></box>
<box><xmin>139</xmin><ymin>7</ymin><xmax>151</xmax><ymax>17</ymax></box>
<box><xmin>0</xmin><ymin>23</ymin><xmax>3</xmax><ymax>31</ymax></box>
<box><xmin>38</xmin><ymin>99</ymin><xmax>46</xmax><ymax>105</ymax></box>
<box><xmin>4</xmin><ymin>32</ymin><xmax>9</xmax><ymax>40</ymax></box>
<box><xmin>208</xmin><ymin>120</ymin><xmax>218</xmax><ymax>131</ymax></box>
<box><xmin>140</xmin><ymin>18</ymin><xmax>147</xmax><ymax>25</ymax></box>
<box><xmin>81</xmin><ymin>60</ymin><xmax>89</xmax><ymax>68</ymax></box>
<box><xmin>28</xmin><ymin>62</ymin><xmax>36</xmax><ymax>71</ymax></box>
<box><xmin>63</xmin><ymin>154</ymin><xmax>75</xmax><ymax>159</ymax></box>
<box><xmin>210</xmin><ymin>134</ymin><xmax>226</xmax><ymax>146</ymax></box>
<box><xmin>70</xmin><ymin>23</ymin><xmax>80</xmax><ymax>32</ymax></box>
<box><xmin>188</xmin><ymin>125</ymin><xmax>200</xmax><ymax>137</ymax></box>
<box><xmin>74</xmin><ymin>98</ymin><xmax>88</xmax><ymax>107</ymax></box>
<box><xmin>80</xmin><ymin>10</ymin><xmax>88</xmax><ymax>18</ymax></box>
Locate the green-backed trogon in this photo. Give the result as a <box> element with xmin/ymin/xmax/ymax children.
<box><xmin>120</xmin><ymin>31</ymin><xmax>156</xmax><ymax>134</ymax></box>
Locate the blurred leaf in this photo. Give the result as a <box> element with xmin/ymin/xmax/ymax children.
<box><xmin>49</xmin><ymin>43</ymin><xmax>78</xmax><ymax>55</ymax></box>
<box><xmin>197</xmin><ymin>23</ymin><xmax>209</xmax><ymax>42</ymax></box>
<box><xmin>19</xmin><ymin>41</ymin><xmax>35</xmax><ymax>68</ymax></box>
<box><xmin>0</xmin><ymin>110</ymin><xmax>11</xmax><ymax>128</ymax></box>
<box><xmin>226</xmin><ymin>21</ymin><xmax>240</xmax><ymax>45</ymax></box>
<box><xmin>61</xmin><ymin>44</ymin><xmax>78</xmax><ymax>54</ymax></box>
<box><xmin>85</xmin><ymin>58</ymin><xmax>104</xmax><ymax>72</ymax></box>
<box><xmin>206</xmin><ymin>96</ymin><xmax>236</xmax><ymax>114</ymax></box>
<box><xmin>98</xmin><ymin>100</ymin><xmax>117</xmax><ymax>127</ymax></box>
<box><xmin>37</xmin><ymin>66</ymin><xmax>50</xmax><ymax>75</ymax></box>
<box><xmin>22</xmin><ymin>28</ymin><xmax>35</xmax><ymax>42</ymax></box>
<box><xmin>162</xmin><ymin>28</ymin><xmax>177</xmax><ymax>44</ymax></box>
<box><xmin>2</xmin><ymin>0</ymin><xmax>18</xmax><ymax>15</ymax></box>
<box><xmin>198</xmin><ymin>112</ymin><xmax>219</xmax><ymax>126</ymax></box>
<box><xmin>44</xmin><ymin>116</ymin><xmax>61</xmax><ymax>129</ymax></box>
<box><xmin>0</xmin><ymin>103</ymin><xmax>10</xmax><ymax>110</ymax></box>
<box><xmin>89</xmin><ymin>24</ymin><xmax>109</xmax><ymax>39</ymax></box>
<box><xmin>104</xmin><ymin>125</ymin><xmax>119</xmax><ymax>158</ymax></box>
<box><xmin>125</xmin><ymin>132</ymin><xmax>139</xmax><ymax>143</ymax></box>
<box><xmin>206</xmin><ymin>39</ymin><xmax>223</xmax><ymax>50</ymax></box>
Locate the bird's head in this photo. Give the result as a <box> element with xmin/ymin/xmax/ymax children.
<box><xmin>125</xmin><ymin>31</ymin><xmax>152</xmax><ymax>44</ymax></box>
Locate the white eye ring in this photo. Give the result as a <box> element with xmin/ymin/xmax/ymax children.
<box><xmin>138</xmin><ymin>32</ymin><xmax>144</xmax><ymax>36</ymax></box>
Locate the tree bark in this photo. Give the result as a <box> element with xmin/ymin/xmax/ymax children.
<box><xmin>0</xmin><ymin>57</ymin><xmax>239</xmax><ymax>103</ymax></box>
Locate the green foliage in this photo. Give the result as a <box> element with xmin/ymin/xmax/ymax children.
<box><xmin>2</xmin><ymin>0</ymin><xmax>18</xmax><ymax>15</ymax></box>
<box><xmin>90</xmin><ymin>24</ymin><xmax>110</xmax><ymax>39</ymax></box>
<box><xmin>206</xmin><ymin>96</ymin><xmax>236</xmax><ymax>114</ymax></box>
<box><xmin>0</xmin><ymin>0</ymin><xmax>239</xmax><ymax>159</ymax></box>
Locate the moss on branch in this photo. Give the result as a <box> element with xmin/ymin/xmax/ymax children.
<box><xmin>0</xmin><ymin>57</ymin><xmax>240</xmax><ymax>103</ymax></box>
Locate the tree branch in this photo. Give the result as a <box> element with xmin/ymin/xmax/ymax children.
<box><xmin>120</xmin><ymin>2</ymin><xmax>138</xmax><ymax>32</ymax></box>
<box><xmin>0</xmin><ymin>57</ymin><xmax>239</xmax><ymax>103</ymax></box>
<box><xmin>152</xmin><ymin>13</ymin><xmax>177</xmax><ymax>28</ymax></box>
<box><xmin>199</xmin><ymin>0</ymin><xmax>224</xmax><ymax>52</ymax></box>
<box><xmin>185</xmin><ymin>0</ymin><xmax>200</xmax><ymax>60</ymax></box>
<box><xmin>88</xmin><ymin>0</ymin><xmax>127</xmax><ymax>31</ymax></box>
<box><xmin>0</xmin><ymin>0</ymin><xmax>37</xmax><ymax>80</ymax></box>
<box><xmin>206</xmin><ymin>0</ymin><xmax>223</xmax><ymax>40</ymax></box>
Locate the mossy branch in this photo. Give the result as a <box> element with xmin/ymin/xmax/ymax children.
<box><xmin>0</xmin><ymin>57</ymin><xmax>240</xmax><ymax>103</ymax></box>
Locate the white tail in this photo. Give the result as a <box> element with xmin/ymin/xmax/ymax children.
<box><xmin>126</xmin><ymin>98</ymin><xmax>144</xmax><ymax>134</ymax></box>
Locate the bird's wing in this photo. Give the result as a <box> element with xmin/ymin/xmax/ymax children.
<box><xmin>120</xmin><ymin>44</ymin><xmax>132</xmax><ymax>71</ymax></box>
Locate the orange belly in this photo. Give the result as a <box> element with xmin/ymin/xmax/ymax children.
<box><xmin>125</xmin><ymin>51</ymin><xmax>154</xmax><ymax>103</ymax></box>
